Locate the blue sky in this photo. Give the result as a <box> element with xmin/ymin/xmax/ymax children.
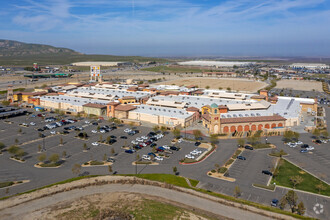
<box><xmin>1</xmin><ymin>0</ymin><xmax>330</xmax><ymax>56</ymax></box>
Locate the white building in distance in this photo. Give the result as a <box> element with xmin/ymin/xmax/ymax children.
<box><xmin>177</xmin><ymin>61</ymin><xmax>255</xmax><ymax>67</ymax></box>
<box><xmin>290</xmin><ymin>63</ymin><xmax>329</xmax><ymax>69</ymax></box>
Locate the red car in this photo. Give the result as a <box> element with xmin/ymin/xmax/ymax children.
<box><xmin>156</xmin><ymin>148</ymin><xmax>164</xmax><ymax>152</ymax></box>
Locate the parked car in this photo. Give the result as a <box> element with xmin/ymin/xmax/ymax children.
<box><xmin>92</xmin><ymin>142</ymin><xmax>99</xmax><ymax>146</ymax></box>
<box><xmin>170</xmin><ymin>146</ymin><xmax>179</xmax><ymax>151</ymax></box>
<box><xmin>245</xmin><ymin>145</ymin><xmax>254</xmax><ymax>150</ymax></box>
<box><xmin>30</xmin><ymin>122</ymin><xmax>36</xmax><ymax>126</ymax></box>
<box><xmin>148</xmin><ymin>152</ymin><xmax>156</xmax><ymax>157</ymax></box>
<box><xmin>150</xmin><ymin>143</ymin><xmax>157</xmax><ymax>148</ymax></box>
<box><xmin>91</xmin><ymin>130</ymin><xmax>97</xmax><ymax>133</ymax></box>
<box><xmin>92</xmin><ymin>122</ymin><xmax>98</xmax><ymax>126</ymax></box>
<box><xmin>154</xmin><ymin>156</ymin><xmax>163</xmax><ymax>161</ymax></box>
<box><xmin>300</xmin><ymin>149</ymin><xmax>308</xmax><ymax>153</ymax></box>
<box><xmin>107</xmin><ymin>157</ymin><xmax>116</xmax><ymax>162</ymax></box>
<box><xmin>110</xmin><ymin>135</ymin><xmax>117</xmax><ymax>139</ymax></box>
<box><xmin>194</xmin><ymin>142</ymin><xmax>201</xmax><ymax>146</ymax></box>
<box><xmin>271</xmin><ymin>199</ymin><xmax>279</xmax><ymax>207</ymax></box>
<box><xmin>125</xmin><ymin>149</ymin><xmax>135</xmax><ymax>154</ymax></box>
<box><xmin>142</xmin><ymin>155</ymin><xmax>151</xmax><ymax>160</ymax></box>
<box><xmin>262</xmin><ymin>170</ymin><xmax>273</xmax><ymax>176</ymax></box>
<box><xmin>237</xmin><ymin>156</ymin><xmax>246</xmax><ymax>160</ymax></box>
<box><xmin>301</xmin><ymin>144</ymin><xmax>309</xmax><ymax>148</ymax></box>
<box><xmin>50</xmin><ymin>131</ymin><xmax>56</xmax><ymax>135</ymax></box>
<box><xmin>120</xmin><ymin>136</ymin><xmax>127</xmax><ymax>139</ymax></box>
<box><xmin>185</xmin><ymin>154</ymin><xmax>195</xmax><ymax>159</ymax></box>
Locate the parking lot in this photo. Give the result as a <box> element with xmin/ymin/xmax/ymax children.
<box><xmin>0</xmin><ymin>109</ymin><xmax>329</xmax><ymax>219</ymax></box>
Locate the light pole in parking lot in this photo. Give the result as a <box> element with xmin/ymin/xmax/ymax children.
<box><xmin>135</xmin><ymin>150</ymin><xmax>137</xmax><ymax>175</ymax></box>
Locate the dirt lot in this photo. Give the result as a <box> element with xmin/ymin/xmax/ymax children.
<box><xmin>20</xmin><ymin>192</ymin><xmax>218</xmax><ymax>220</ymax></box>
<box><xmin>154</xmin><ymin>77</ymin><xmax>267</xmax><ymax>93</ymax></box>
<box><xmin>275</xmin><ymin>79</ymin><xmax>323</xmax><ymax>92</ymax></box>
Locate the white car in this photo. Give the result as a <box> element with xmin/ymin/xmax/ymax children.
<box><xmin>30</xmin><ymin>122</ymin><xmax>36</xmax><ymax>126</ymax></box>
<box><xmin>142</xmin><ymin>155</ymin><xmax>151</xmax><ymax>160</ymax></box>
<box><xmin>91</xmin><ymin>130</ymin><xmax>97</xmax><ymax>134</ymax></box>
<box><xmin>306</xmin><ymin>146</ymin><xmax>314</xmax><ymax>151</ymax></box>
<box><xmin>85</xmin><ymin>120</ymin><xmax>90</xmax><ymax>124</ymax></box>
<box><xmin>141</xmin><ymin>136</ymin><xmax>148</xmax><ymax>140</ymax></box>
<box><xmin>185</xmin><ymin>154</ymin><xmax>195</xmax><ymax>159</ymax></box>
<box><xmin>286</xmin><ymin>142</ymin><xmax>292</xmax><ymax>146</ymax></box>
<box><xmin>136</xmin><ymin>138</ymin><xmax>143</xmax><ymax>142</ymax></box>
<box><xmin>124</xmin><ymin>128</ymin><xmax>132</xmax><ymax>133</ymax></box>
<box><xmin>191</xmin><ymin>149</ymin><xmax>202</xmax><ymax>155</ymax></box>
<box><xmin>92</xmin><ymin>142</ymin><xmax>99</xmax><ymax>146</ymax></box>
<box><xmin>154</xmin><ymin>156</ymin><xmax>163</xmax><ymax>161</ymax></box>
<box><xmin>177</xmin><ymin>138</ymin><xmax>183</xmax><ymax>143</ymax></box>
<box><xmin>289</xmin><ymin>144</ymin><xmax>297</xmax><ymax>148</ymax></box>
<box><xmin>100</xmin><ymin>129</ymin><xmax>106</xmax><ymax>133</ymax></box>
<box><xmin>296</xmin><ymin>141</ymin><xmax>303</xmax><ymax>145</ymax></box>
<box><xmin>162</xmin><ymin>145</ymin><xmax>170</xmax><ymax>150</ymax></box>
<box><xmin>141</xmin><ymin>143</ymin><xmax>147</xmax><ymax>147</ymax></box>
<box><xmin>50</xmin><ymin>131</ymin><xmax>56</xmax><ymax>135</ymax></box>
<box><xmin>131</xmin><ymin>140</ymin><xmax>138</xmax><ymax>145</ymax></box>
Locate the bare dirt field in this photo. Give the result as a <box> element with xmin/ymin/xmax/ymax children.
<box><xmin>275</xmin><ymin>79</ymin><xmax>323</xmax><ymax>92</ymax></box>
<box><xmin>25</xmin><ymin>192</ymin><xmax>217</xmax><ymax>220</ymax></box>
<box><xmin>154</xmin><ymin>77</ymin><xmax>267</xmax><ymax>93</ymax></box>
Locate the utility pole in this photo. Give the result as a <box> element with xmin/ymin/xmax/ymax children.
<box><xmin>135</xmin><ymin>150</ymin><xmax>137</xmax><ymax>174</ymax></box>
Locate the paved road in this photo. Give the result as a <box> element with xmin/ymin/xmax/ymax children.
<box><xmin>1</xmin><ymin>184</ymin><xmax>275</xmax><ymax>220</ymax></box>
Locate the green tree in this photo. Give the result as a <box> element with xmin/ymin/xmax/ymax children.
<box><xmin>16</xmin><ymin>149</ymin><xmax>25</xmax><ymax>158</ymax></box>
<box><xmin>284</xmin><ymin>190</ymin><xmax>298</xmax><ymax>213</ymax></box>
<box><xmin>1</xmin><ymin>100</ymin><xmax>10</xmax><ymax>106</ymax></box>
<box><xmin>0</xmin><ymin>142</ymin><xmax>6</xmax><ymax>151</ymax></box>
<box><xmin>293</xmin><ymin>132</ymin><xmax>300</xmax><ymax>141</ymax></box>
<box><xmin>153</xmin><ymin>125</ymin><xmax>159</xmax><ymax>132</ymax></box>
<box><xmin>72</xmin><ymin>163</ymin><xmax>81</xmax><ymax>175</ymax></box>
<box><xmin>172</xmin><ymin>128</ymin><xmax>181</xmax><ymax>138</ymax></box>
<box><xmin>83</xmin><ymin>143</ymin><xmax>88</xmax><ymax>151</ymax></box>
<box><xmin>37</xmin><ymin>153</ymin><xmax>47</xmax><ymax>162</ymax></box>
<box><xmin>210</xmin><ymin>134</ymin><xmax>218</xmax><ymax>145</ymax></box>
<box><xmin>315</xmin><ymin>183</ymin><xmax>326</xmax><ymax>194</ymax></box>
<box><xmin>237</xmin><ymin>139</ymin><xmax>245</xmax><ymax>147</ymax></box>
<box><xmin>279</xmin><ymin>195</ymin><xmax>287</xmax><ymax>210</ymax></box>
<box><xmin>60</xmin><ymin>137</ymin><xmax>63</xmax><ymax>146</ymax></box>
<box><xmin>108</xmin><ymin>165</ymin><xmax>113</xmax><ymax>174</ymax></box>
<box><xmin>193</xmin><ymin>129</ymin><xmax>202</xmax><ymax>140</ymax></box>
<box><xmin>321</xmin><ymin>130</ymin><xmax>329</xmax><ymax>138</ymax></box>
<box><xmin>49</xmin><ymin>153</ymin><xmax>59</xmax><ymax>163</ymax></box>
<box><xmin>205</xmin><ymin>85</ymin><xmax>210</xmax><ymax>89</ymax></box>
<box><xmin>15</xmin><ymin>138</ymin><xmax>19</xmax><ymax>145</ymax></box>
<box><xmin>227</xmin><ymin>87</ymin><xmax>231</xmax><ymax>91</ymax></box>
<box><xmin>160</xmin><ymin>126</ymin><xmax>167</xmax><ymax>133</ymax></box>
<box><xmin>38</xmin><ymin>144</ymin><xmax>41</xmax><ymax>152</ymax></box>
<box><xmin>18</xmin><ymin>128</ymin><xmax>22</xmax><ymax>133</ymax></box>
<box><xmin>312</xmin><ymin>128</ymin><xmax>320</xmax><ymax>139</ymax></box>
<box><xmin>218</xmin><ymin>87</ymin><xmax>223</xmax><ymax>90</ymax></box>
<box><xmin>62</xmin><ymin>151</ymin><xmax>67</xmax><ymax>159</ymax></box>
<box><xmin>8</xmin><ymin>145</ymin><xmax>20</xmax><ymax>155</ymax></box>
<box><xmin>173</xmin><ymin>166</ymin><xmax>178</xmax><ymax>175</ymax></box>
<box><xmin>99</xmin><ymin>135</ymin><xmax>103</xmax><ymax>142</ymax></box>
<box><xmin>106</xmin><ymin>136</ymin><xmax>111</xmax><ymax>143</ymax></box>
<box><xmin>297</xmin><ymin>202</ymin><xmax>306</xmax><ymax>215</ymax></box>
<box><xmin>103</xmin><ymin>153</ymin><xmax>107</xmax><ymax>161</ymax></box>
<box><xmin>97</xmin><ymin>125</ymin><xmax>100</xmax><ymax>131</ymax></box>
<box><xmin>234</xmin><ymin>186</ymin><xmax>241</xmax><ymax>198</ymax></box>
<box><xmin>290</xmin><ymin>175</ymin><xmax>304</xmax><ymax>189</ymax></box>
<box><xmin>111</xmin><ymin>147</ymin><xmax>115</xmax><ymax>156</ymax></box>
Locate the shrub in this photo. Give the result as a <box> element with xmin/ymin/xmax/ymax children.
<box><xmin>218</xmin><ymin>167</ymin><xmax>228</xmax><ymax>173</ymax></box>
<box><xmin>225</xmin><ymin>159</ymin><xmax>234</xmax><ymax>166</ymax></box>
<box><xmin>211</xmin><ymin>169</ymin><xmax>216</xmax><ymax>173</ymax></box>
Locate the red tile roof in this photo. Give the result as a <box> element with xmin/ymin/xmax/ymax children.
<box><xmin>220</xmin><ymin>115</ymin><xmax>286</xmax><ymax>124</ymax></box>
<box><xmin>186</xmin><ymin>107</ymin><xmax>199</xmax><ymax>111</ymax></box>
<box><xmin>115</xmin><ymin>104</ymin><xmax>137</xmax><ymax>111</ymax></box>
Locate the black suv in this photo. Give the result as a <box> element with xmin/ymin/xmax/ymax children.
<box><xmin>262</xmin><ymin>170</ymin><xmax>273</xmax><ymax>176</ymax></box>
<box><xmin>195</xmin><ymin>142</ymin><xmax>201</xmax><ymax>146</ymax></box>
<box><xmin>170</xmin><ymin>146</ymin><xmax>179</xmax><ymax>151</ymax></box>
<box><xmin>245</xmin><ymin>145</ymin><xmax>253</xmax><ymax>150</ymax></box>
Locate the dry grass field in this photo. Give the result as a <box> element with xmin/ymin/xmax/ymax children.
<box><xmin>275</xmin><ymin>79</ymin><xmax>323</xmax><ymax>92</ymax></box>
<box><xmin>154</xmin><ymin>77</ymin><xmax>268</xmax><ymax>93</ymax></box>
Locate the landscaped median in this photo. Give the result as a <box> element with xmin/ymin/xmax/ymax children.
<box><xmin>179</xmin><ymin>143</ymin><xmax>216</xmax><ymax>165</ymax></box>
<box><xmin>271</xmin><ymin>158</ymin><xmax>330</xmax><ymax>196</ymax></box>
<box><xmin>0</xmin><ymin>174</ymin><xmax>311</xmax><ymax>219</ymax></box>
<box><xmin>207</xmin><ymin>148</ymin><xmax>245</xmax><ymax>182</ymax></box>
<box><xmin>0</xmin><ymin>180</ymin><xmax>29</xmax><ymax>189</ymax></box>
<box><xmin>82</xmin><ymin>160</ymin><xmax>112</xmax><ymax>167</ymax></box>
